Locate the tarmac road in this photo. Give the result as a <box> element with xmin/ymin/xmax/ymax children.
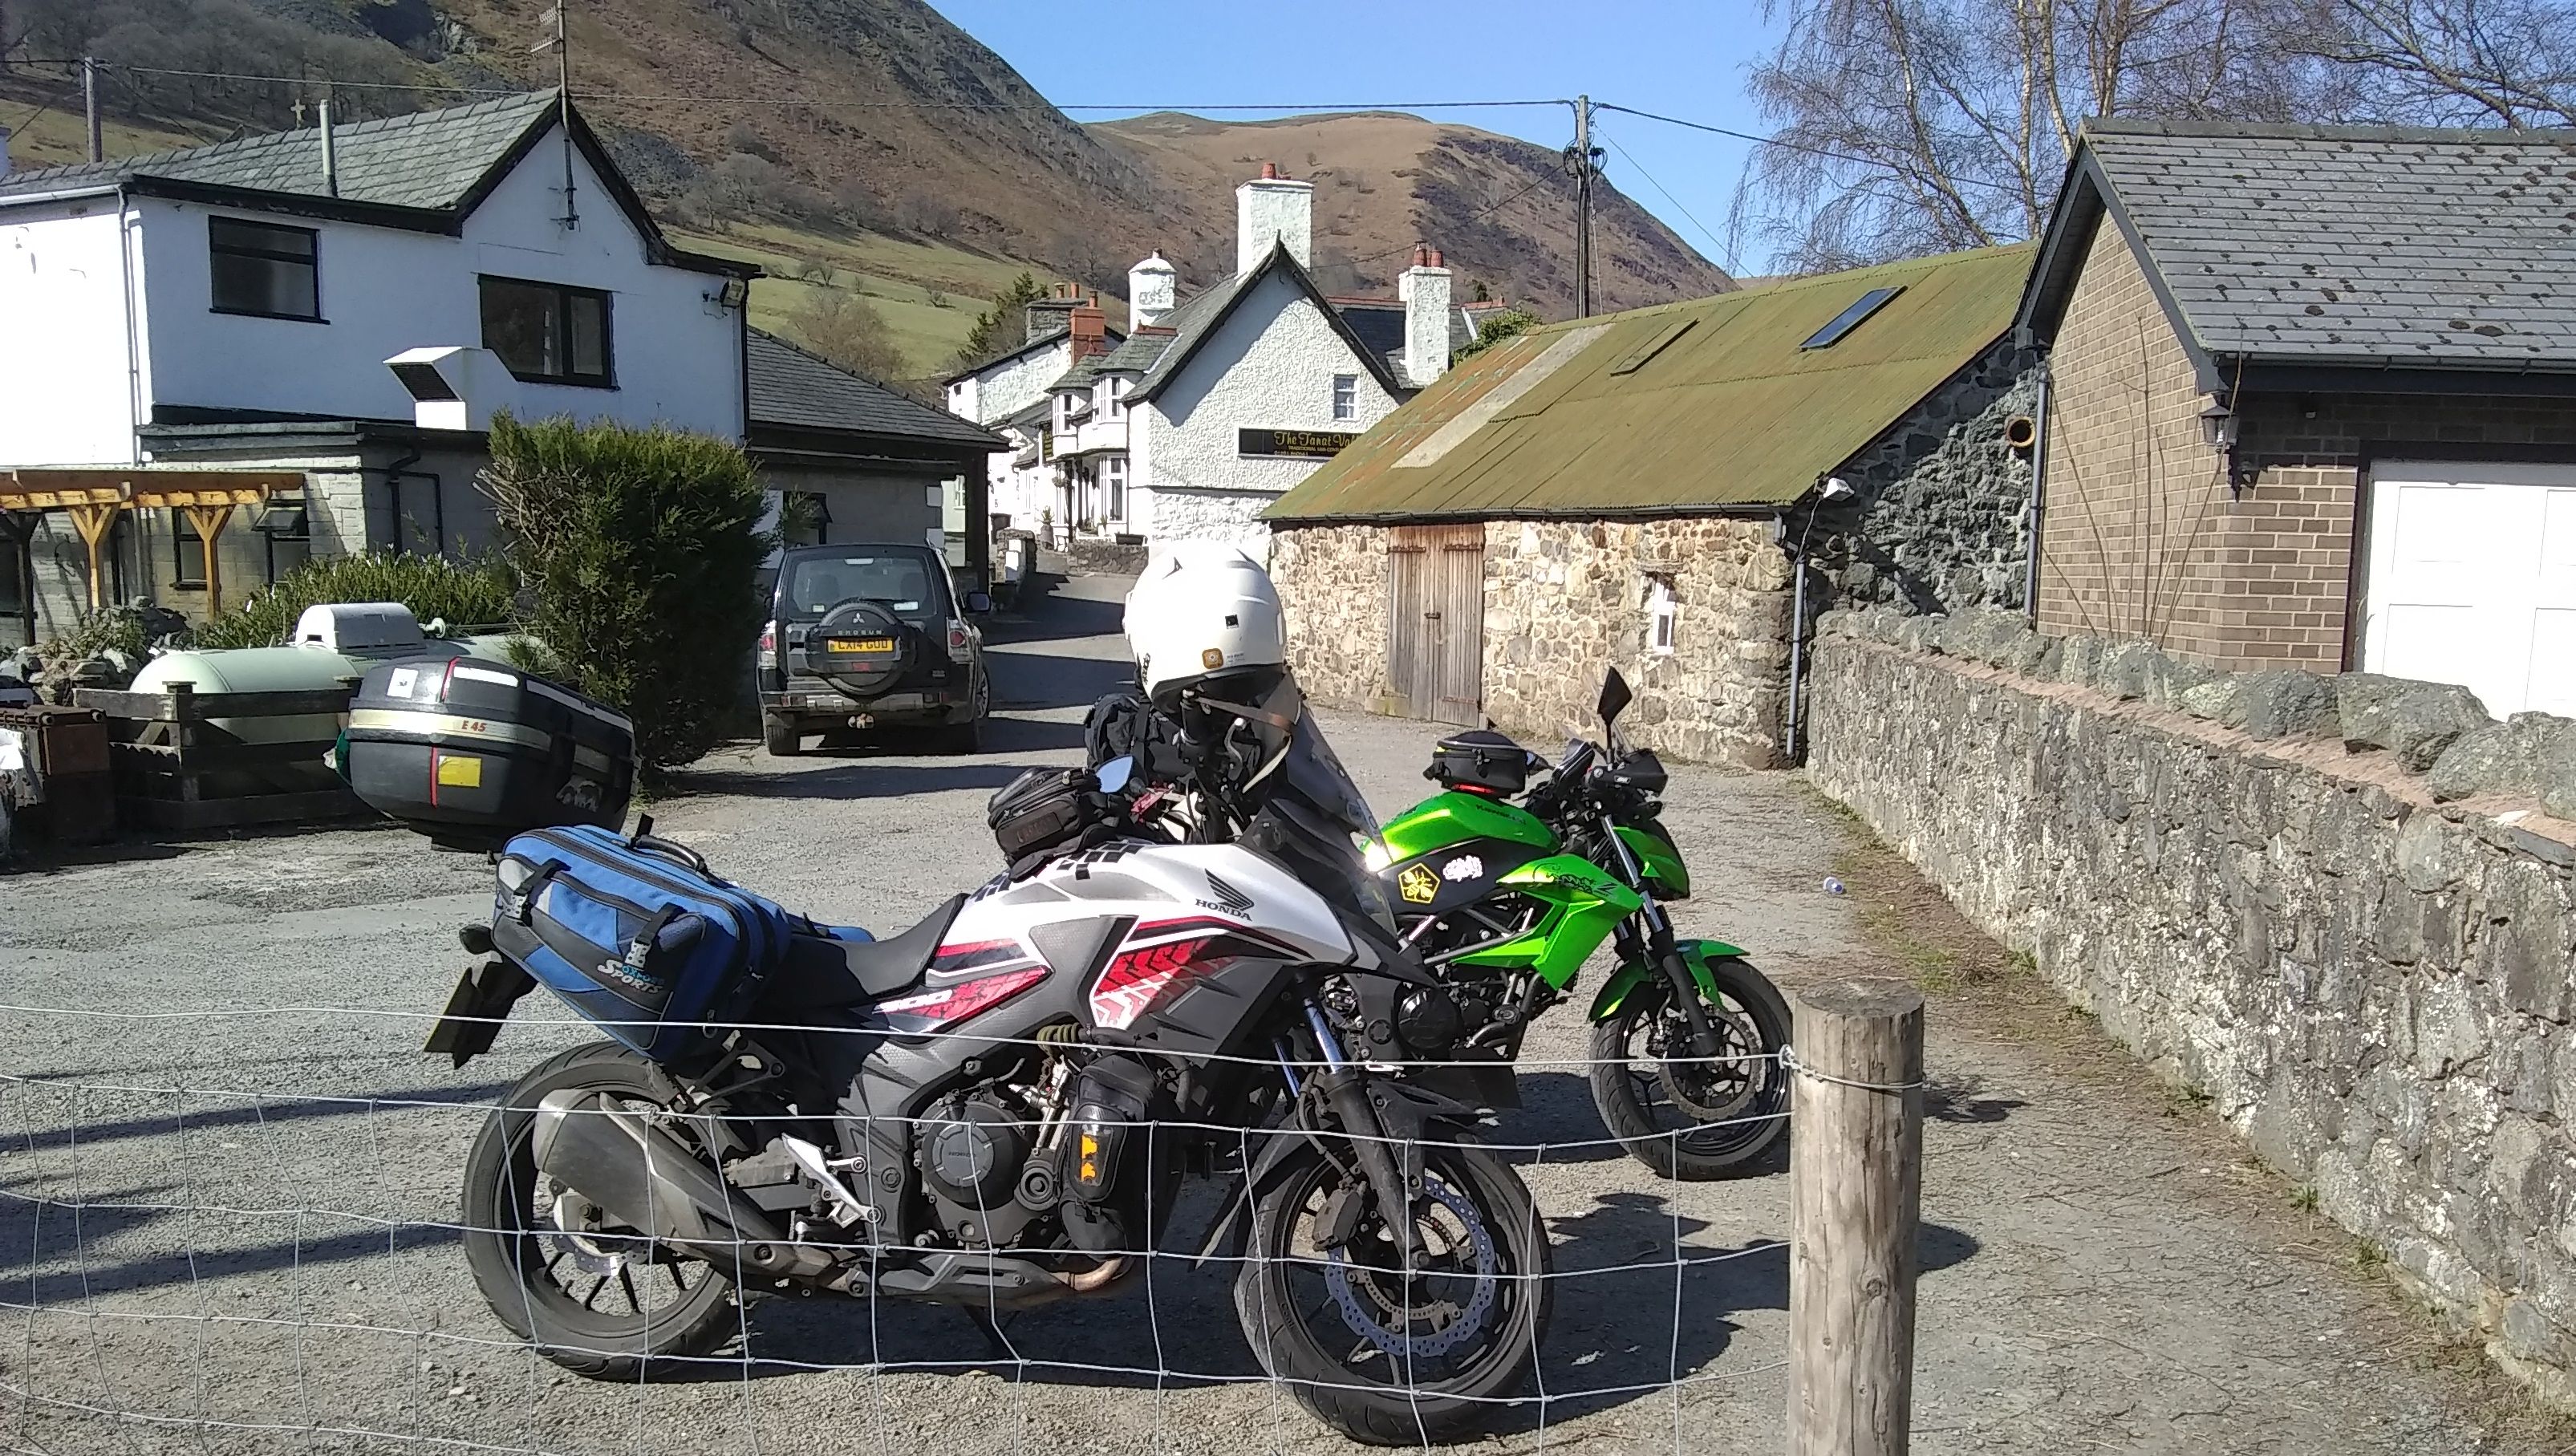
<box><xmin>0</xmin><ymin>571</ymin><xmax>2550</xmax><ymax>1455</ymax></box>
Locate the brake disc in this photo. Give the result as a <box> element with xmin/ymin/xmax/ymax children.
<box><xmin>1654</xmin><ymin>1002</ymin><xmax>1766</xmax><ymax>1122</ymax></box>
<box><xmin>1323</xmin><ymin>1175</ymin><xmax>1499</xmax><ymax>1361</ymax></box>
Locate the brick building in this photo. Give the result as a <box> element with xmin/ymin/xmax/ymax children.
<box><xmin>2019</xmin><ymin>120</ymin><xmax>2576</xmax><ymax>716</ymax></box>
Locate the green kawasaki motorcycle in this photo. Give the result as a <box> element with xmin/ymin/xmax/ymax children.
<box><xmin>1361</xmin><ymin>670</ymin><xmax>1791</xmax><ymax>1179</ymax></box>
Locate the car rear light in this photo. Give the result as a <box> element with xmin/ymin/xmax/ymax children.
<box><xmin>757</xmin><ymin>623</ymin><xmax>777</xmax><ymax>668</ymax></box>
<box><xmin>946</xmin><ymin>618</ymin><xmax>972</xmax><ymax>663</ymax></box>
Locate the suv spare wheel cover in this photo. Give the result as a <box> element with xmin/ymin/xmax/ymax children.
<box><xmin>809</xmin><ymin>600</ymin><xmax>914</xmax><ymax>696</ymax></box>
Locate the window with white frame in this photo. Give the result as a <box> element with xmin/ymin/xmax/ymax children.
<box><xmin>1645</xmin><ymin>578</ymin><xmax>1677</xmax><ymax>655</ymax></box>
<box><xmin>1105</xmin><ymin>456</ymin><xmax>1127</xmax><ymax>522</ymax></box>
<box><xmin>1105</xmin><ymin>377</ymin><xmax>1127</xmax><ymax>419</ymax></box>
<box><xmin>1331</xmin><ymin>374</ymin><xmax>1358</xmax><ymax>421</ymax></box>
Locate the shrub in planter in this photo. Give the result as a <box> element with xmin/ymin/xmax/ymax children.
<box><xmin>192</xmin><ymin>552</ymin><xmax>517</xmax><ymax>650</ymax></box>
<box><xmin>480</xmin><ymin>413</ymin><xmax>771</xmax><ymax>773</ymax></box>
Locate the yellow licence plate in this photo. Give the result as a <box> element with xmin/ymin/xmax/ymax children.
<box><xmin>827</xmin><ymin>637</ymin><xmax>895</xmax><ymax>653</ymax></box>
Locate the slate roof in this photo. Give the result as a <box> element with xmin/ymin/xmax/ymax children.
<box><xmin>2026</xmin><ymin>119</ymin><xmax>2576</xmax><ymax>373</ymax></box>
<box><xmin>748</xmin><ymin>331</ymin><xmax>1006</xmax><ymax>452</ymax></box>
<box><xmin>0</xmin><ymin>89</ymin><xmax>749</xmax><ymax>277</ymax></box>
<box><xmin>0</xmin><ymin>91</ymin><xmax>561</xmax><ymax>209</ymax></box>
<box><xmin>1329</xmin><ymin>298</ymin><xmax>1479</xmax><ymax>379</ymax></box>
<box><xmin>1268</xmin><ymin>245</ymin><xmax>2034</xmax><ymax>522</ymax></box>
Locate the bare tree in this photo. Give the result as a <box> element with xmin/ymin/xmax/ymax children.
<box><xmin>1746</xmin><ymin>0</ymin><xmax>2404</xmax><ymax>269</ymax></box>
<box><xmin>2309</xmin><ymin>0</ymin><xmax>2576</xmax><ymax>124</ymax></box>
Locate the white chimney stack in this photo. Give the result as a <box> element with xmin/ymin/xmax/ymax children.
<box><xmin>1401</xmin><ymin>245</ymin><xmax>1454</xmax><ymax>386</ymax></box>
<box><xmin>1128</xmin><ymin>250</ymin><xmax>1177</xmax><ymax>327</ymax></box>
<box><xmin>1235</xmin><ymin>162</ymin><xmax>1313</xmax><ymax>276</ymax></box>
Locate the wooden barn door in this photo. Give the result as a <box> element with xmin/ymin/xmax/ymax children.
<box><xmin>1387</xmin><ymin>524</ymin><xmax>1485</xmax><ymax>724</ymax></box>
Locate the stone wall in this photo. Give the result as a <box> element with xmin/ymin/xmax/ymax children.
<box><xmin>1808</xmin><ymin>606</ymin><xmax>2576</xmax><ymax>1406</ymax></box>
<box><xmin>1482</xmin><ymin>517</ymin><xmax>1792</xmax><ymax>769</ymax></box>
<box><xmin>1272</xmin><ymin>522</ymin><xmax>1395</xmax><ymax>711</ymax></box>
<box><xmin>1275</xmin><ymin>516</ymin><xmax>1797</xmax><ymax>765</ymax></box>
<box><xmin>1822</xmin><ymin>342</ymin><xmax>2041</xmax><ymax>614</ymax></box>
<box><xmin>1146</xmin><ymin>486</ymin><xmax>1278</xmax><ymax>558</ymax></box>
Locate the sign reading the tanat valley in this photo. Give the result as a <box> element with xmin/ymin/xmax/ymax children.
<box><xmin>1239</xmin><ymin>428</ymin><xmax>1361</xmax><ymax>459</ymax></box>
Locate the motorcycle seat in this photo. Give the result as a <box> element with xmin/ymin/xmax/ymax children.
<box><xmin>766</xmin><ymin>894</ymin><xmax>966</xmax><ymax>1012</ymax></box>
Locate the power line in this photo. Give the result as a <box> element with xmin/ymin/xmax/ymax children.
<box><xmin>1594</xmin><ymin>99</ymin><xmax>2029</xmax><ymax>198</ymax></box>
<box><xmin>1597</xmin><ymin>127</ymin><xmax>1740</xmax><ymax>276</ymax></box>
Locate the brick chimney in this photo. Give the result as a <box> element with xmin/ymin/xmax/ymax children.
<box><xmin>1236</xmin><ymin>161</ymin><xmax>1314</xmax><ymax>276</ymax></box>
<box><xmin>1068</xmin><ymin>298</ymin><xmax>1108</xmax><ymax>362</ymax></box>
<box><xmin>1399</xmin><ymin>245</ymin><xmax>1453</xmax><ymax>386</ymax></box>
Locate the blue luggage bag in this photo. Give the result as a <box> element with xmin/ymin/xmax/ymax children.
<box><xmin>489</xmin><ymin>819</ymin><xmax>817</xmax><ymax>1061</ymax></box>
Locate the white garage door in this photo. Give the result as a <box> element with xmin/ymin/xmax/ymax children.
<box><xmin>2364</xmin><ymin>460</ymin><xmax>2576</xmax><ymax>718</ymax></box>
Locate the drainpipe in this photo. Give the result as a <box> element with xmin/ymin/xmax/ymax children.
<box><xmin>1784</xmin><ymin>541</ymin><xmax>1810</xmax><ymax>763</ymax></box>
<box><xmin>381</xmin><ymin>447</ymin><xmax>423</xmax><ymax>554</ymax></box>
<box><xmin>2022</xmin><ymin>362</ymin><xmax>2051</xmax><ymax>620</ymax></box>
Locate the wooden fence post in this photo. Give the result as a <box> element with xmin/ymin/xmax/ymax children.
<box><xmin>1787</xmin><ymin>978</ymin><xmax>1925</xmax><ymax>1456</ymax></box>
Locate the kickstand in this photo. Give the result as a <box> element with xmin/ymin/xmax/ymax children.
<box><xmin>961</xmin><ymin>1306</ymin><xmax>1016</xmax><ymax>1361</ymax></box>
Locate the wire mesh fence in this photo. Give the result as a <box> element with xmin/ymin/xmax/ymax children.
<box><xmin>2</xmin><ymin>1000</ymin><xmax>1802</xmax><ymax>1456</ymax></box>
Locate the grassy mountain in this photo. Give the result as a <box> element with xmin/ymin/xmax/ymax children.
<box><xmin>3</xmin><ymin>0</ymin><xmax>1730</xmax><ymax>371</ymax></box>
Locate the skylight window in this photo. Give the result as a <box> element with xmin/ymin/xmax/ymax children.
<box><xmin>1801</xmin><ymin>286</ymin><xmax>1903</xmax><ymax>350</ymax></box>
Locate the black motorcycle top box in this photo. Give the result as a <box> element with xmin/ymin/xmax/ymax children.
<box><xmin>1426</xmin><ymin>728</ymin><xmax>1532</xmax><ymax>796</ymax></box>
<box><xmin>342</xmin><ymin>655</ymin><xmax>634</xmax><ymax>849</ymax></box>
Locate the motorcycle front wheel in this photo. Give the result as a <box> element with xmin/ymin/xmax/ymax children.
<box><xmin>1235</xmin><ymin>1135</ymin><xmax>1549</xmax><ymax>1446</ymax></box>
<box><xmin>1588</xmin><ymin>955</ymin><xmax>1792</xmax><ymax>1180</ymax></box>
<box><xmin>460</xmin><ymin>1041</ymin><xmax>743</xmax><ymax>1380</ymax></box>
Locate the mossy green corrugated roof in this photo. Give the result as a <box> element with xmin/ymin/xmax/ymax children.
<box><xmin>1264</xmin><ymin>243</ymin><xmax>2036</xmax><ymax>522</ymax></box>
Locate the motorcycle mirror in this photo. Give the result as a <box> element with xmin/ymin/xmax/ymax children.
<box><xmin>1095</xmin><ymin>756</ymin><xmax>1136</xmax><ymax>794</ymax></box>
<box><xmin>1597</xmin><ymin>668</ymin><xmax>1633</xmax><ymax>727</ymax></box>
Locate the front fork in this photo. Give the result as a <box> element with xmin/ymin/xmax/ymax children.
<box><xmin>1289</xmin><ymin>1000</ymin><xmax>1424</xmax><ymax>1256</ymax></box>
<box><xmin>1600</xmin><ymin>815</ymin><xmax>1721</xmax><ymax>1059</ymax></box>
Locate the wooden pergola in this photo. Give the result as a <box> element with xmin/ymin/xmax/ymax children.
<box><xmin>0</xmin><ymin>469</ymin><xmax>305</xmax><ymax>618</ymax></box>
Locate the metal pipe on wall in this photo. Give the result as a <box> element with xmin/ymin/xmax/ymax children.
<box><xmin>1785</xmin><ymin>550</ymin><xmax>1810</xmax><ymax>762</ymax></box>
<box><xmin>2022</xmin><ymin>365</ymin><xmax>2051</xmax><ymax>620</ymax></box>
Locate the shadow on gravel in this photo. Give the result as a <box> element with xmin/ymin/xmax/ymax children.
<box><xmin>1925</xmin><ymin>1077</ymin><xmax>2029</xmax><ymax>1125</ymax></box>
<box><xmin>3</xmin><ymin>1081</ymin><xmax>509</xmax><ymax>1151</ymax></box>
<box><xmin>669</xmin><ymin>760</ymin><xmax>1036</xmax><ymax>801</ymax></box>
<box><xmin>987</xmin><ymin>647</ymin><xmax>1131</xmax><ymax>712</ymax></box>
<box><xmin>983</xmin><ymin>582</ymin><xmax>1124</xmax><ymax>646</ymax></box>
<box><xmin>8</xmin><ymin>1207</ymin><xmax>460</xmax><ymax>1300</ymax></box>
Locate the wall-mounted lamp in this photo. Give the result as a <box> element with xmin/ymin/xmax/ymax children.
<box><xmin>1818</xmin><ymin>475</ymin><xmax>1856</xmax><ymax>504</ymax></box>
<box><xmin>714</xmin><ymin>278</ymin><xmax>749</xmax><ymax>310</ymax></box>
<box><xmin>2201</xmin><ymin>397</ymin><xmax>2252</xmax><ymax>497</ymax></box>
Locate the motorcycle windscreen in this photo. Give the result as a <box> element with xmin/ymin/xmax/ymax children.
<box><xmin>1241</xmin><ymin>715</ymin><xmax>1401</xmax><ymax>935</ymax></box>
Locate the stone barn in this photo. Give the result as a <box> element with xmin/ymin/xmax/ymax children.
<box><xmin>1265</xmin><ymin>245</ymin><xmax>2043</xmax><ymax>769</ymax></box>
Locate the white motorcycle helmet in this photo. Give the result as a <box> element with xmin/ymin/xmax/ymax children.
<box><xmin>1124</xmin><ymin>541</ymin><xmax>1288</xmax><ymax>705</ymax></box>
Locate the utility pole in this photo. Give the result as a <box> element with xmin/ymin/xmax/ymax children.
<box><xmin>1572</xmin><ymin>95</ymin><xmax>1595</xmax><ymax>318</ymax></box>
<box><xmin>83</xmin><ymin>55</ymin><xmax>102</xmax><ymax>163</ymax></box>
<box><xmin>533</xmin><ymin>3</ymin><xmax>578</xmax><ymax>230</ymax></box>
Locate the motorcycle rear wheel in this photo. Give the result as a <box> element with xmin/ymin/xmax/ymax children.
<box><xmin>460</xmin><ymin>1041</ymin><xmax>743</xmax><ymax>1381</ymax></box>
<box><xmin>1235</xmin><ymin>1136</ymin><xmax>1548</xmax><ymax>1445</ymax></box>
<box><xmin>1588</xmin><ymin>955</ymin><xmax>1791</xmax><ymax>1180</ymax></box>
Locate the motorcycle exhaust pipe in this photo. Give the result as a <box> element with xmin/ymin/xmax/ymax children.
<box><xmin>530</xmin><ymin>1091</ymin><xmax>797</xmax><ymax>1269</ymax></box>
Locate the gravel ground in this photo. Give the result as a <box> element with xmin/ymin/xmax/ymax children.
<box><xmin>0</xmin><ymin>574</ymin><xmax>2557</xmax><ymax>1456</ymax></box>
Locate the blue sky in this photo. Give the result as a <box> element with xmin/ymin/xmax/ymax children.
<box><xmin>933</xmin><ymin>1</ymin><xmax>1786</xmax><ymax>278</ymax></box>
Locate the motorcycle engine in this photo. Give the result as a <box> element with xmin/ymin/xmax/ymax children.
<box><xmin>920</xmin><ymin>1089</ymin><xmax>1039</xmax><ymax>1247</ymax></box>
